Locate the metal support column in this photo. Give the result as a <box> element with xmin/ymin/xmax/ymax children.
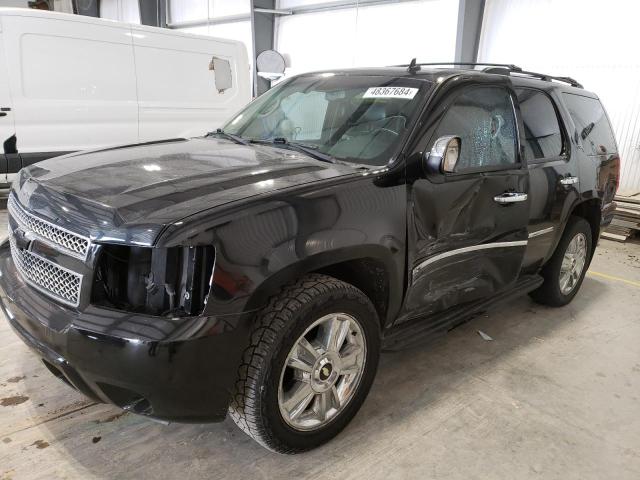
<box><xmin>251</xmin><ymin>0</ymin><xmax>276</xmax><ymax>97</ymax></box>
<box><xmin>454</xmin><ymin>0</ymin><xmax>486</xmax><ymax>63</ymax></box>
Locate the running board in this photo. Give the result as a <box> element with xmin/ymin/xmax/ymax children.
<box><xmin>382</xmin><ymin>274</ymin><xmax>544</xmax><ymax>351</ymax></box>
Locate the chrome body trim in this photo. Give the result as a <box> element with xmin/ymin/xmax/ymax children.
<box><xmin>8</xmin><ymin>235</ymin><xmax>83</xmax><ymax>307</ymax></box>
<box><xmin>412</xmin><ymin>240</ymin><xmax>529</xmax><ymax>279</ymax></box>
<box><xmin>528</xmin><ymin>226</ymin><xmax>555</xmax><ymax>239</ymax></box>
<box><xmin>8</xmin><ymin>194</ymin><xmax>91</xmax><ymax>260</ymax></box>
<box><xmin>560</xmin><ymin>176</ymin><xmax>579</xmax><ymax>185</ymax></box>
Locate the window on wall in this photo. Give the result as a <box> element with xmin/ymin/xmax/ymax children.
<box><xmin>516</xmin><ymin>89</ymin><xmax>563</xmax><ymax>160</ymax></box>
<box><xmin>168</xmin><ymin>0</ymin><xmax>250</xmax><ymax>23</ymax></box>
<box><xmin>100</xmin><ymin>0</ymin><xmax>140</xmax><ymax>23</ymax></box>
<box><xmin>431</xmin><ymin>86</ymin><xmax>517</xmax><ymax>171</ymax></box>
<box><xmin>275</xmin><ymin>0</ymin><xmax>458</xmax><ymax>76</ymax></box>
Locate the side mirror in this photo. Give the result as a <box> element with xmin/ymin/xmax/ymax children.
<box><xmin>424</xmin><ymin>136</ymin><xmax>461</xmax><ymax>174</ymax></box>
<box><xmin>209</xmin><ymin>57</ymin><xmax>233</xmax><ymax>93</ymax></box>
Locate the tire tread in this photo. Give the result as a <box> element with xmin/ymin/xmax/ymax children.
<box><xmin>228</xmin><ymin>273</ymin><xmax>375</xmax><ymax>453</ymax></box>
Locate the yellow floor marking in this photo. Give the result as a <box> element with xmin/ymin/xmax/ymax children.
<box><xmin>588</xmin><ymin>270</ymin><xmax>640</xmax><ymax>288</ymax></box>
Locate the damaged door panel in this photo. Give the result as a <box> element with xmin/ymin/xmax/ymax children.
<box><xmin>401</xmin><ymin>80</ymin><xmax>530</xmax><ymax>323</ymax></box>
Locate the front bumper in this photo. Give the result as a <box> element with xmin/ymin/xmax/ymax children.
<box><xmin>0</xmin><ymin>240</ymin><xmax>253</xmax><ymax>423</ymax></box>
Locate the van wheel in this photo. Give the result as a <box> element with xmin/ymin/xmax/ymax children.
<box><xmin>229</xmin><ymin>274</ymin><xmax>380</xmax><ymax>454</ymax></box>
<box><xmin>530</xmin><ymin>216</ymin><xmax>592</xmax><ymax>307</ymax></box>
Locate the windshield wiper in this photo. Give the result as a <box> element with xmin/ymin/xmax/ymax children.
<box><xmin>207</xmin><ymin>128</ymin><xmax>249</xmax><ymax>145</ymax></box>
<box><xmin>255</xmin><ymin>137</ymin><xmax>336</xmax><ymax>164</ymax></box>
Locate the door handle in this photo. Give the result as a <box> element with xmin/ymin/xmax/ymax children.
<box><xmin>493</xmin><ymin>192</ymin><xmax>528</xmax><ymax>204</ymax></box>
<box><xmin>560</xmin><ymin>176</ymin><xmax>579</xmax><ymax>185</ymax></box>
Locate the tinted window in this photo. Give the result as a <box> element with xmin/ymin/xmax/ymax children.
<box><xmin>562</xmin><ymin>93</ymin><xmax>617</xmax><ymax>155</ymax></box>
<box><xmin>432</xmin><ymin>86</ymin><xmax>517</xmax><ymax>170</ymax></box>
<box><xmin>516</xmin><ymin>89</ymin><xmax>563</xmax><ymax>160</ymax></box>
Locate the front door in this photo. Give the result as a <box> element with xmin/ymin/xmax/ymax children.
<box><xmin>401</xmin><ymin>80</ymin><xmax>530</xmax><ymax>322</ymax></box>
<box><xmin>0</xmin><ymin>31</ymin><xmax>15</xmax><ymax>184</ymax></box>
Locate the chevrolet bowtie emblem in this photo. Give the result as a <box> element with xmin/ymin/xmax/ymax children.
<box><xmin>13</xmin><ymin>229</ymin><xmax>32</xmax><ymax>250</ymax></box>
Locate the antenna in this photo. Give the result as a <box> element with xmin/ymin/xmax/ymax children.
<box><xmin>407</xmin><ymin>58</ymin><xmax>421</xmax><ymax>74</ymax></box>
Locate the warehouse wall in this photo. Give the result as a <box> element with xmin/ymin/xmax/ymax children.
<box><xmin>275</xmin><ymin>0</ymin><xmax>458</xmax><ymax>76</ymax></box>
<box><xmin>478</xmin><ymin>0</ymin><xmax>640</xmax><ymax>192</ymax></box>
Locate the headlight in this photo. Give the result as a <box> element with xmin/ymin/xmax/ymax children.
<box><xmin>92</xmin><ymin>244</ymin><xmax>215</xmax><ymax>317</ymax></box>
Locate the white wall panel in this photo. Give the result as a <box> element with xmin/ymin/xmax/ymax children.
<box><xmin>275</xmin><ymin>0</ymin><xmax>458</xmax><ymax>76</ymax></box>
<box><xmin>479</xmin><ymin>0</ymin><xmax>640</xmax><ymax>192</ymax></box>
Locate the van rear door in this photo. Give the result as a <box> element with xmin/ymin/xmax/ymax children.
<box><xmin>132</xmin><ymin>26</ymin><xmax>251</xmax><ymax>142</ymax></box>
<box><xmin>0</xmin><ymin>23</ymin><xmax>16</xmax><ymax>185</ymax></box>
<box><xmin>2</xmin><ymin>13</ymin><xmax>138</xmax><ymax>166</ymax></box>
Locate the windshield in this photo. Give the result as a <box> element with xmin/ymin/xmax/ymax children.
<box><xmin>222</xmin><ymin>74</ymin><xmax>431</xmax><ymax>166</ymax></box>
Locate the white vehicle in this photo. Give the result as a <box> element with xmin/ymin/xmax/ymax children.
<box><xmin>0</xmin><ymin>8</ymin><xmax>251</xmax><ymax>186</ymax></box>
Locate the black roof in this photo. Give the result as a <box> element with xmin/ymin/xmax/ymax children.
<box><xmin>299</xmin><ymin>64</ymin><xmax>593</xmax><ymax>96</ymax></box>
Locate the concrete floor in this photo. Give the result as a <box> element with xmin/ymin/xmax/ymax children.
<box><xmin>0</xmin><ymin>208</ymin><xmax>639</xmax><ymax>479</ymax></box>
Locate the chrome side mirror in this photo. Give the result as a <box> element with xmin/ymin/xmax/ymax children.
<box><xmin>424</xmin><ymin>136</ymin><xmax>461</xmax><ymax>174</ymax></box>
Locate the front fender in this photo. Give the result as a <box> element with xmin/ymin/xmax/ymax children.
<box><xmin>157</xmin><ymin>175</ymin><xmax>407</xmax><ymax>322</ymax></box>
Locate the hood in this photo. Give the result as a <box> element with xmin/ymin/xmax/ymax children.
<box><xmin>15</xmin><ymin>138</ymin><xmax>359</xmax><ymax>246</ymax></box>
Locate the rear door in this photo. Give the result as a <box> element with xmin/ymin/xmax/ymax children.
<box><xmin>2</xmin><ymin>14</ymin><xmax>138</xmax><ymax>166</ymax></box>
<box><xmin>401</xmin><ymin>79</ymin><xmax>530</xmax><ymax>321</ymax></box>
<box><xmin>516</xmin><ymin>87</ymin><xmax>580</xmax><ymax>272</ymax></box>
<box><xmin>0</xmin><ymin>24</ymin><xmax>15</xmax><ymax>184</ymax></box>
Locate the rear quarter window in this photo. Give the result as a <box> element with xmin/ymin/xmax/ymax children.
<box><xmin>562</xmin><ymin>93</ymin><xmax>617</xmax><ymax>155</ymax></box>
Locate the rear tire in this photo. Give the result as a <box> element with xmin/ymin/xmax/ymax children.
<box><xmin>229</xmin><ymin>274</ymin><xmax>380</xmax><ymax>454</ymax></box>
<box><xmin>530</xmin><ymin>216</ymin><xmax>592</xmax><ymax>307</ymax></box>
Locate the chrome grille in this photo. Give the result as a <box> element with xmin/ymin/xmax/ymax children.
<box><xmin>8</xmin><ymin>195</ymin><xmax>90</xmax><ymax>260</ymax></box>
<box><xmin>9</xmin><ymin>235</ymin><xmax>82</xmax><ymax>307</ymax></box>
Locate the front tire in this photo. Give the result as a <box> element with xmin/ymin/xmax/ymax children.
<box><xmin>530</xmin><ymin>216</ymin><xmax>593</xmax><ymax>307</ymax></box>
<box><xmin>229</xmin><ymin>274</ymin><xmax>380</xmax><ymax>453</ymax></box>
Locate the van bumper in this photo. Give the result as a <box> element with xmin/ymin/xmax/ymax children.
<box><xmin>0</xmin><ymin>240</ymin><xmax>252</xmax><ymax>423</ymax></box>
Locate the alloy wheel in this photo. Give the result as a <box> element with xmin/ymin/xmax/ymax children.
<box><xmin>278</xmin><ymin>313</ymin><xmax>367</xmax><ymax>431</ymax></box>
<box><xmin>559</xmin><ymin>232</ymin><xmax>587</xmax><ymax>295</ymax></box>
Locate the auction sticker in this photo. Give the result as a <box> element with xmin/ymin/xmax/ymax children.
<box><xmin>363</xmin><ymin>87</ymin><xmax>418</xmax><ymax>99</ymax></box>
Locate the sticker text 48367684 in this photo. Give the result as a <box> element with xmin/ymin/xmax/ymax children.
<box><xmin>363</xmin><ymin>87</ymin><xmax>418</xmax><ymax>99</ymax></box>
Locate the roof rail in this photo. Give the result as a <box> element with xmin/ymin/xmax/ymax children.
<box><xmin>392</xmin><ymin>61</ymin><xmax>524</xmax><ymax>72</ymax></box>
<box><xmin>391</xmin><ymin>61</ymin><xmax>583</xmax><ymax>89</ymax></box>
<box><xmin>507</xmin><ymin>69</ymin><xmax>583</xmax><ymax>89</ymax></box>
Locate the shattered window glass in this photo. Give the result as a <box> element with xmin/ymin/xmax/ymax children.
<box><xmin>433</xmin><ymin>86</ymin><xmax>517</xmax><ymax>170</ymax></box>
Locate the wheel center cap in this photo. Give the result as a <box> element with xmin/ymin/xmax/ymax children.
<box><xmin>319</xmin><ymin>363</ymin><xmax>333</xmax><ymax>381</ymax></box>
<box><xmin>311</xmin><ymin>354</ymin><xmax>341</xmax><ymax>392</ymax></box>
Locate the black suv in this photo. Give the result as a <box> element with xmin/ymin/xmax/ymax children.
<box><xmin>0</xmin><ymin>63</ymin><xmax>620</xmax><ymax>453</ymax></box>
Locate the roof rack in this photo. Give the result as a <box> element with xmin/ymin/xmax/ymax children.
<box><xmin>393</xmin><ymin>61</ymin><xmax>583</xmax><ymax>89</ymax></box>
<box><xmin>500</xmin><ymin>68</ymin><xmax>583</xmax><ymax>89</ymax></box>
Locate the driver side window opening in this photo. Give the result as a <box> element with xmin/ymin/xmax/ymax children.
<box><xmin>431</xmin><ymin>86</ymin><xmax>517</xmax><ymax>172</ymax></box>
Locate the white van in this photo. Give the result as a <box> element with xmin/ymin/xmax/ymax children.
<box><xmin>0</xmin><ymin>8</ymin><xmax>251</xmax><ymax>186</ymax></box>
